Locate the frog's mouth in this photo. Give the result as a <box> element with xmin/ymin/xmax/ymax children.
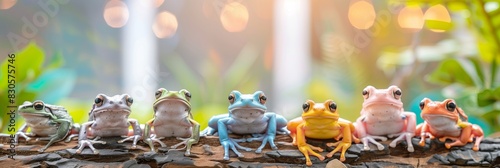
<box><xmin>422</xmin><ymin>114</ymin><xmax>456</xmax><ymax>124</ymax></box>
<box><xmin>94</xmin><ymin>108</ymin><xmax>131</xmax><ymax>115</ymax></box>
<box><xmin>18</xmin><ymin>112</ymin><xmax>51</xmax><ymax>117</ymax></box>
<box><xmin>153</xmin><ymin>98</ymin><xmax>191</xmax><ymax>111</ymax></box>
<box><xmin>230</xmin><ymin>108</ymin><xmax>266</xmax><ymax>124</ymax></box>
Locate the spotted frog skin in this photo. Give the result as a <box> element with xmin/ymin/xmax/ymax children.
<box><xmin>143</xmin><ymin>88</ymin><xmax>200</xmax><ymax>156</ymax></box>
<box><xmin>200</xmin><ymin>90</ymin><xmax>289</xmax><ymax>160</ymax></box>
<box><xmin>287</xmin><ymin>100</ymin><xmax>359</xmax><ymax>166</ymax></box>
<box><xmin>15</xmin><ymin>101</ymin><xmax>80</xmax><ymax>152</ymax></box>
<box><xmin>416</xmin><ymin>98</ymin><xmax>484</xmax><ymax>150</ymax></box>
<box><xmin>76</xmin><ymin>94</ymin><xmax>142</xmax><ymax>154</ymax></box>
<box><xmin>354</xmin><ymin>85</ymin><xmax>416</xmax><ymax>152</ymax></box>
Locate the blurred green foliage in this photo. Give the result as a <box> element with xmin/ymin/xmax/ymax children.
<box><xmin>398</xmin><ymin>0</ymin><xmax>500</xmax><ymax>134</ymax></box>
<box><xmin>0</xmin><ymin>42</ymin><xmax>76</xmax><ymax>133</ymax></box>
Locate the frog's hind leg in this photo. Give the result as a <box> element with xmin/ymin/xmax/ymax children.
<box><xmin>38</xmin><ymin>120</ymin><xmax>71</xmax><ymax>152</ymax></box>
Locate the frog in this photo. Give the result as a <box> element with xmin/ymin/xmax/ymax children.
<box><xmin>354</xmin><ymin>85</ymin><xmax>416</xmax><ymax>152</ymax></box>
<box><xmin>416</xmin><ymin>98</ymin><xmax>484</xmax><ymax>150</ymax></box>
<box><xmin>76</xmin><ymin>94</ymin><xmax>142</xmax><ymax>154</ymax></box>
<box><xmin>15</xmin><ymin>101</ymin><xmax>80</xmax><ymax>152</ymax></box>
<box><xmin>200</xmin><ymin>90</ymin><xmax>289</xmax><ymax>160</ymax></box>
<box><xmin>287</xmin><ymin>100</ymin><xmax>359</xmax><ymax>166</ymax></box>
<box><xmin>143</xmin><ymin>88</ymin><xmax>200</xmax><ymax>156</ymax></box>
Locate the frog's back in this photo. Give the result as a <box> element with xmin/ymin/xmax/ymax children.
<box><xmin>48</xmin><ymin>105</ymin><xmax>73</xmax><ymax>122</ymax></box>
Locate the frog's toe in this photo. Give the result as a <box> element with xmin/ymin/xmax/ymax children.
<box><xmin>407</xmin><ymin>146</ymin><xmax>414</xmax><ymax>152</ymax></box>
<box><xmin>37</xmin><ymin>148</ymin><xmax>45</xmax><ymax>153</ymax></box>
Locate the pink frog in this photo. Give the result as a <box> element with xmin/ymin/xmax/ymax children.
<box><xmin>354</xmin><ymin>85</ymin><xmax>416</xmax><ymax>152</ymax></box>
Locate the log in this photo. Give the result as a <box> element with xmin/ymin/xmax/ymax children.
<box><xmin>0</xmin><ymin>135</ymin><xmax>498</xmax><ymax>167</ymax></box>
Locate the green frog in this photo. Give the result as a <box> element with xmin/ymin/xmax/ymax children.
<box><xmin>143</xmin><ymin>88</ymin><xmax>200</xmax><ymax>156</ymax></box>
<box><xmin>16</xmin><ymin>101</ymin><xmax>80</xmax><ymax>152</ymax></box>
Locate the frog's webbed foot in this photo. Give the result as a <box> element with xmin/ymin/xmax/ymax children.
<box><xmin>221</xmin><ymin>139</ymin><xmax>246</xmax><ymax>160</ymax></box>
<box><xmin>117</xmin><ymin>135</ymin><xmax>141</xmax><ymax>149</ymax></box>
<box><xmin>361</xmin><ymin>136</ymin><xmax>385</xmax><ymax>151</ymax></box>
<box><xmin>276</xmin><ymin>127</ymin><xmax>290</xmax><ymax>135</ymax></box>
<box><xmin>64</xmin><ymin>134</ymin><xmax>79</xmax><ymax>143</ymax></box>
<box><xmin>144</xmin><ymin>134</ymin><xmax>166</xmax><ymax>152</ymax></box>
<box><xmin>389</xmin><ymin>132</ymin><xmax>415</xmax><ymax>152</ymax></box>
<box><xmin>76</xmin><ymin>139</ymin><xmax>106</xmax><ymax>154</ymax></box>
<box><xmin>200</xmin><ymin>127</ymin><xmax>216</xmax><ymax>137</ymax></box>
<box><xmin>297</xmin><ymin>143</ymin><xmax>325</xmax><ymax>166</ymax></box>
<box><xmin>15</xmin><ymin>132</ymin><xmax>35</xmax><ymax>144</ymax></box>
<box><xmin>255</xmin><ymin>134</ymin><xmax>278</xmax><ymax>153</ymax></box>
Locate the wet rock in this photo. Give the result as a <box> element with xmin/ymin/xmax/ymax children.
<box><xmin>21</xmin><ymin>153</ymin><xmax>61</xmax><ymax>164</ymax></box>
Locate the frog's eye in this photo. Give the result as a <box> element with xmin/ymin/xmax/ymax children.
<box><xmin>328</xmin><ymin>102</ymin><xmax>337</xmax><ymax>112</ymax></box>
<box><xmin>259</xmin><ymin>95</ymin><xmax>267</xmax><ymax>105</ymax></box>
<box><xmin>362</xmin><ymin>89</ymin><xmax>369</xmax><ymax>99</ymax></box>
<box><xmin>446</xmin><ymin>102</ymin><xmax>456</xmax><ymax>112</ymax></box>
<box><xmin>419</xmin><ymin>101</ymin><xmax>425</xmax><ymax>110</ymax></box>
<box><xmin>302</xmin><ymin>103</ymin><xmax>310</xmax><ymax>112</ymax></box>
<box><xmin>33</xmin><ymin>102</ymin><xmax>44</xmax><ymax>110</ymax></box>
<box><xmin>155</xmin><ymin>89</ymin><xmax>163</xmax><ymax>99</ymax></box>
<box><xmin>393</xmin><ymin>89</ymin><xmax>402</xmax><ymax>99</ymax></box>
<box><xmin>184</xmin><ymin>91</ymin><xmax>192</xmax><ymax>101</ymax></box>
<box><xmin>228</xmin><ymin>94</ymin><xmax>235</xmax><ymax>104</ymax></box>
<box><xmin>94</xmin><ymin>96</ymin><xmax>104</xmax><ymax>107</ymax></box>
<box><xmin>126</xmin><ymin>96</ymin><xmax>134</xmax><ymax>106</ymax></box>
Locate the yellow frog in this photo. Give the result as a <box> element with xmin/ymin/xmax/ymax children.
<box><xmin>287</xmin><ymin>100</ymin><xmax>359</xmax><ymax>166</ymax></box>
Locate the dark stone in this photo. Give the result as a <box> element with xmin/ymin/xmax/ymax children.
<box><xmin>21</xmin><ymin>153</ymin><xmax>62</xmax><ymax>164</ymax></box>
<box><xmin>427</xmin><ymin>154</ymin><xmax>450</xmax><ymax>165</ymax></box>
<box><xmin>362</xmin><ymin>161</ymin><xmax>414</xmax><ymax>168</ymax></box>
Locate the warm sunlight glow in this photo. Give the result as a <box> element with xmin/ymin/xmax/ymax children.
<box><xmin>424</xmin><ymin>4</ymin><xmax>451</xmax><ymax>32</ymax></box>
<box><xmin>154</xmin><ymin>0</ymin><xmax>164</xmax><ymax>8</ymax></box>
<box><xmin>398</xmin><ymin>6</ymin><xmax>424</xmax><ymax>31</ymax></box>
<box><xmin>153</xmin><ymin>11</ymin><xmax>178</xmax><ymax>38</ymax></box>
<box><xmin>348</xmin><ymin>1</ymin><xmax>376</xmax><ymax>29</ymax></box>
<box><xmin>0</xmin><ymin>0</ymin><xmax>16</xmax><ymax>10</ymax></box>
<box><xmin>103</xmin><ymin>0</ymin><xmax>129</xmax><ymax>28</ymax></box>
<box><xmin>220</xmin><ymin>2</ymin><xmax>249</xmax><ymax>32</ymax></box>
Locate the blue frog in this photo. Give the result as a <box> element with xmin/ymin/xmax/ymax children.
<box><xmin>201</xmin><ymin>90</ymin><xmax>289</xmax><ymax>160</ymax></box>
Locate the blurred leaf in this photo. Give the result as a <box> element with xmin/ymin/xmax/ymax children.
<box><xmin>0</xmin><ymin>42</ymin><xmax>45</xmax><ymax>91</ymax></box>
<box><xmin>477</xmin><ymin>87</ymin><xmax>500</xmax><ymax>106</ymax></box>
<box><xmin>46</xmin><ymin>52</ymin><xmax>64</xmax><ymax>70</ymax></box>
<box><xmin>425</xmin><ymin>20</ymin><xmax>453</xmax><ymax>31</ymax></box>
<box><xmin>427</xmin><ymin>58</ymin><xmax>483</xmax><ymax>87</ymax></box>
<box><xmin>224</xmin><ymin>44</ymin><xmax>259</xmax><ymax>89</ymax></box>
<box><xmin>26</xmin><ymin>69</ymin><xmax>76</xmax><ymax>104</ymax></box>
<box><xmin>447</xmin><ymin>1</ymin><xmax>468</xmax><ymax>12</ymax></box>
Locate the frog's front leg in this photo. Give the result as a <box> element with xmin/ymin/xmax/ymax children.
<box><xmin>117</xmin><ymin>119</ymin><xmax>142</xmax><ymax>148</ymax></box>
<box><xmin>388</xmin><ymin>112</ymin><xmax>416</xmax><ymax>152</ymax></box>
<box><xmin>14</xmin><ymin>124</ymin><xmax>32</xmax><ymax>144</ymax></box>
<box><xmin>170</xmin><ymin>118</ymin><xmax>200</xmax><ymax>156</ymax></box>
<box><xmin>38</xmin><ymin>119</ymin><xmax>72</xmax><ymax>152</ymax></box>
<box><xmin>255</xmin><ymin>113</ymin><xmax>279</xmax><ymax>153</ymax></box>
<box><xmin>295</xmin><ymin>124</ymin><xmax>324</xmax><ymax>166</ymax></box>
<box><xmin>217</xmin><ymin>118</ymin><xmax>244</xmax><ymax>160</ymax></box>
<box><xmin>326</xmin><ymin>122</ymin><xmax>352</xmax><ymax>161</ymax></box>
<box><xmin>76</xmin><ymin>122</ymin><xmax>106</xmax><ymax>154</ymax></box>
<box><xmin>143</xmin><ymin>119</ymin><xmax>162</xmax><ymax>152</ymax></box>
<box><xmin>355</xmin><ymin>117</ymin><xmax>386</xmax><ymax>151</ymax></box>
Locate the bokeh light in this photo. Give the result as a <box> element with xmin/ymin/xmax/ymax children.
<box><xmin>103</xmin><ymin>0</ymin><xmax>129</xmax><ymax>28</ymax></box>
<box><xmin>348</xmin><ymin>1</ymin><xmax>376</xmax><ymax>29</ymax></box>
<box><xmin>398</xmin><ymin>6</ymin><xmax>424</xmax><ymax>31</ymax></box>
<box><xmin>220</xmin><ymin>2</ymin><xmax>249</xmax><ymax>32</ymax></box>
<box><xmin>154</xmin><ymin>0</ymin><xmax>164</xmax><ymax>8</ymax></box>
<box><xmin>424</xmin><ymin>4</ymin><xmax>451</xmax><ymax>33</ymax></box>
<box><xmin>0</xmin><ymin>0</ymin><xmax>16</xmax><ymax>10</ymax></box>
<box><xmin>152</xmin><ymin>11</ymin><xmax>178</xmax><ymax>38</ymax></box>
